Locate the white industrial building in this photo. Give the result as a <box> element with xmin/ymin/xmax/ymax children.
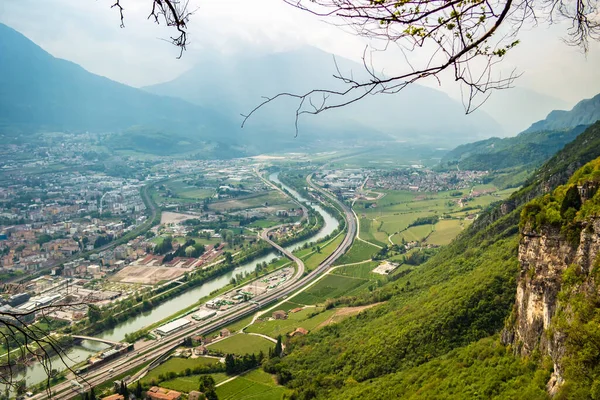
<box><xmin>156</xmin><ymin>318</ymin><xmax>191</xmax><ymax>336</ymax></box>
<box><xmin>192</xmin><ymin>309</ymin><xmax>216</xmax><ymax>321</ymax></box>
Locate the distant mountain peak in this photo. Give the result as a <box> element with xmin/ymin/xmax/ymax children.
<box><xmin>144</xmin><ymin>46</ymin><xmax>502</xmax><ymax>146</ymax></box>
<box><xmin>523</xmin><ymin>93</ymin><xmax>600</xmax><ymax>134</ymax></box>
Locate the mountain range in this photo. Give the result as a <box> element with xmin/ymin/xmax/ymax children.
<box><xmin>0</xmin><ymin>23</ymin><xmax>231</xmax><ymax>141</ymax></box>
<box><xmin>0</xmin><ymin>22</ymin><xmax>505</xmax><ymax>155</ymax></box>
<box><xmin>441</xmin><ymin>93</ymin><xmax>600</xmax><ymax>187</ymax></box>
<box><xmin>522</xmin><ymin>92</ymin><xmax>600</xmax><ymax>133</ymax></box>
<box><xmin>144</xmin><ymin>47</ymin><xmax>503</xmax><ymax>146</ymax></box>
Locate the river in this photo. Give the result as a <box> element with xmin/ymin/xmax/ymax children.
<box><xmin>269</xmin><ymin>172</ymin><xmax>339</xmax><ymax>251</ymax></box>
<box><xmin>16</xmin><ymin>172</ymin><xmax>338</xmax><ymax>388</ymax></box>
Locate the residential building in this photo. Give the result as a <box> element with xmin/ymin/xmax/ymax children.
<box><xmin>146</xmin><ymin>387</ymin><xmax>181</xmax><ymax>400</ymax></box>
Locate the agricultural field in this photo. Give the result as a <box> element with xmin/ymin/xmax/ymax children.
<box><xmin>151</xmin><ymin>179</ymin><xmax>215</xmax><ymax>205</ymax></box>
<box><xmin>205</xmin><ymin>314</ymin><xmax>255</xmax><ymax>338</ymax></box>
<box><xmin>301</xmin><ymin>234</ymin><xmax>345</xmax><ymax>272</ymax></box>
<box><xmin>358</xmin><ymin>216</ymin><xmax>388</xmax><ymax>247</ymax></box>
<box><xmin>141</xmin><ymin>357</ymin><xmax>219</xmax><ymax>385</ymax></box>
<box><xmin>209</xmin><ymin>191</ymin><xmax>295</xmax><ymax>212</ymax></box>
<box><xmin>333</xmin><ymin>240</ymin><xmax>380</xmax><ymax>265</ymax></box>
<box><xmin>293</xmin><ymin>274</ymin><xmax>369</xmax><ymax>305</ymax></box>
<box><xmin>270</xmin><ymin>301</ymin><xmax>306</xmax><ymax>312</ymax></box>
<box><xmin>332</xmin><ymin>261</ymin><xmax>385</xmax><ymax>281</ymax></box>
<box><xmin>158</xmin><ymin>373</ymin><xmax>229</xmax><ymax>393</ymax></box>
<box><xmin>397</xmin><ymin>224</ymin><xmax>434</xmax><ymax>242</ymax></box>
<box><xmin>324</xmin><ymin>145</ymin><xmax>443</xmax><ymax>169</ymax></box>
<box><xmin>216</xmin><ymin>369</ymin><xmax>286</xmax><ymax>400</ymax></box>
<box><xmin>245</xmin><ymin>307</ymin><xmax>335</xmax><ymax>338</ymax></box>
<box><xmin>208</xmin><ymin>333</ymin><xmax>274</xmax><ymax>356</ymax></box>
<box><xmin>355</xmin><ymin>185</ymin><xmax>515</xmax><ymax>247</ymax></box>
<box><xmin>427</xmin><ymin>219</ymin><xmax>464</xmax><ymax>246</ymax></box>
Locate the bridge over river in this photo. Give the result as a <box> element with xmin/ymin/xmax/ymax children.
<box><xmin>71</xmin><ymin>335</ymin><xmax>122</xmax><ymax>347</ymax></box>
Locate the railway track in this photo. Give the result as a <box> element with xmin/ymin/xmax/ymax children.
<box><xmin>33</xmin><ymin>172</ymin><xmax>356</xmax><ymax>399</ymax></box>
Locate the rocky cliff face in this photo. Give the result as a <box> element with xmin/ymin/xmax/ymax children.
<box><xmin>503</xmin><ymin>217</ymin><xmax>600</xmax><ymax>395</ymax></box>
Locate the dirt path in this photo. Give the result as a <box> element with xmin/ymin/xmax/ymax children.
<box><xmin>352</xmin><ymin>209</ymin><xmax>383</xmax><ymax>249</ymax></box>
<box><xmin>247</xmin><ymin>332</ymin><xmax>277</xmax><ymax>343</ymax></box>
<box><xmin>317</xmin><ymin>303</ymin><xmax>384</xmax><ymax>328</ymax></box>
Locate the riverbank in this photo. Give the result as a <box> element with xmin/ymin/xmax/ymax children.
<box><xmin>12</xmin><ymin>170</ymin><xmax>339</xmax><ymax>390</ymax></box>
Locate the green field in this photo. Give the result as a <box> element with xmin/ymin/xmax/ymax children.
<box><xmin>269</xmin><ymin>301</ymin><xmax>306</xmax><ymax>312</ymax></box>
<box><xmin>426</xmin><ymin>219</ymin><xmax>464</xmax><ymax>246</ymax></box>
<box><xmin>374</xmin><ymin>190</ymin><xmax>417</xmax><ymax>207</ymax></box>
<box><xmin>332</xmin><ymin>261</ymin><xmax>384</xmax><ymax>281</ymax></box>
<box><xmin>301</xmin><ymin>234</ymin><xmax>345</xmax><ymax>272</ymax></box>
<box><xmin>245</xmin><ymin>307</ymin><xmax>335</xmax><ymax>338</ymax></box>
<box><xmin>397</xmin><ymin>224</ymin><xmax>434</xmax><ymax>243</ymax></box>
<box><xmin>293</xmin><ymin>274</ymin><xmax>369</xmax><ymax>305</ymax></box>
<box><xmin>141</xmin><ymin>357</ymin><xmax>219</xmax><ymax>384</ymax></box>
<box><xmin>358</xmin><ymin>216</ymin><xmax>388</xmax><ymax>247</ymax></box>
<box><xmin>216</xmin><ymin>369</ymin><xmax>286</xmax><ymax>400</ymax></box>
<box><xmin>333</xmin><ymin>240</ymin><xmax>379</xmax><ymax>265</ymax></box>
<box><xmin>177</xmin><ymin>188</ymin><xmax>215</xmax><ymax>199</ymax></box>
<box><xmin>173</xmin><ymin>236</ymin><xmax>223</xmax><ymax>247</ymax></box>
<box><xmin>208</xmin><ymin>333</ymin><xmax>274</xmax><ymax>356</ymax></box>
<box><xmin>158</xmin><ymin>373</ymin><xmax>229</xmax><ymax>393</ymax></box>
<box><xmin>248</xmin><ymin>219</ymin><xmax>281</xmax><ymax>229</ymax></box>
<box><xmin>210</xmin><ymin>191</ymin><xmax>295</xmax><ymax>212</ymax></box>
<box><xmin>355</xmin><ymin>186</ymin><xmax>516</xmax><ymax>248</ymax></box>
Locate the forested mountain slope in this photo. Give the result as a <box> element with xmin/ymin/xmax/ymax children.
<box><xmin>269</xmin><ymin>122</ymin><xmax>600</xmax><ymax>399</ymax></box>
<box><xmin>503</xmin><ymin>157</ymin><xmax>600</xmax><ymax>398</ymax></box>
<box><xmin>440</xmin><ymin>94</ymin><xmax>599</xmax><ymax>188</ymax></box>
<box><xmin>442</xmin><ymin>125</ymin><xmax>588</xmax><ymax>171</ymax></box>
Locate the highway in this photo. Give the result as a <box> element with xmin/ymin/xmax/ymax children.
<box><xmin>33</xmin><ymin>172</ymin><xmax>356</xmax><ymax>399</ymax></box>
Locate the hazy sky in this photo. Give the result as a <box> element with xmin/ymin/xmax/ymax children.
<box><xmin>1</xmin><ymin>0</ymin><xmax>599</xmax><ymax>133</ymax></box>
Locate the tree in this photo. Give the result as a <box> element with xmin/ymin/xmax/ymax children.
<box><xmin>198</xmin><ymin>375</ymin><xmax>216</xmax><ymax>392</ymax></box>
<box><xmin>274</xmin><ymin>335</ymin><xmax>283</xmax><ymax>357</ymax></box>
<box><xmin>185</xmin><ymin>245</ymin><xmax>195</xmax><ymax>257</ymax></box>
<box><xmin>135</xmin><ymin>381</ymin><xmax>143</xmax><ymax>399</ymax></box>
<box><xmin>561</xmin><ymin>185</ymin><xmax>582</xmax><ymax>217</ymax></box>
<box><xmin>199</xmin><ymin>375</ymin><xmax>218</xmax><ymax>400</ymax></box>
<box><xmin>14</xmin><ymin>380</ymin><xmax>26</xmax><ymax>396</ymax></box>
<box><xmin>87</xmin><ymin>305</ymin><xmax>102</xmax><ymax>323</ymax></box>
<box><xmin>89</xmin><ymin>387</ymin><xmax>97</xmax><ymax>400</ymax></box>
<box><xmin>225</xmin><ymin>354</ymin><xmax>236</xmax><ymax>374</ymax></box>
<box><xmin>154</xmin><ymin>236</ymin><xmax>173</xmax><ymax>255</ymax></box>
<box><xmin>120</xmin><ymin>381</ymin><xmax>129</xmax><ymax>399</ymax></box>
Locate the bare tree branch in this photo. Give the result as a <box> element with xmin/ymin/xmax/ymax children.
<box><xmin>238</xmin><ymin>0</ymin><xmax>598</xmax><ymax>131</ymax></box>
<box><xmin>0</xmin><ymin>297</ymin><xmax>99</xmax><ymax>394</ymax></box>
<box><xmin>111</xmin><ymin>0</ymin><xmax>195</xmax><ymax>58</ymax></box>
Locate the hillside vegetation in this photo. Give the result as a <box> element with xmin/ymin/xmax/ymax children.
<box><xmin>262</xmin><ymin>122</ymin><xmax>600</xmax><ymax>399</ymax></box>
<box><xmin>441</xmin><ymin>94</ymin><xmax>600</xmax><ymax>188</ymax></box>
<box><xmin>442</xmin><ymin>125</ymin><xmax>587</xmax><ymax>172</ymax></box>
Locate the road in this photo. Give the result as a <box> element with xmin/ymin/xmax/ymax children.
<box><xmin>33</xmin><ymin>173</ymin><xmax>356</xmax><ymax>400</ymax></box>
<box><xmin>260</xmin><ymin>226</ymin><xmax>305</xmax><ymax>279</ymax></box>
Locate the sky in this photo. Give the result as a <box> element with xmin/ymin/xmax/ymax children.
<box><xmin>1</xmin><ymin>0</ymin><xmax>599</xmax><ymax>134</ymax></box>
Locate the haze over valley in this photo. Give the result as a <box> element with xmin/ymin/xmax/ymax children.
<box><xmin>1</xmin><ymin>3</ymin><xmax>600</xmax><ymax>400</ymax></box>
